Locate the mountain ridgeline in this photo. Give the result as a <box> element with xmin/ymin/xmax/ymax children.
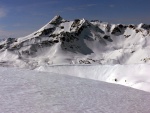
<box><xmin>0</xmin><ymin>15</ymin><xmax>150</xmax><ymax>68</ymax></box>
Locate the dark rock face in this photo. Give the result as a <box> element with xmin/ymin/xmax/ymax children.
<box><xmin>103</xmin><ymin>35</ymin><xmax>109</xmax><ymax>39</ymax></box>
<box><xmin>103</xmin><ymin>35</ymin><xmax>113</xmax><ymax>42</ymax></box>
<box><xmin>41</xmin><ymin>28</ymin><xmax>54</xmax><ymax>36</ymax></box>
<box><xmin>118</xmin><ymin>24</ymin><xmax>124</xmax><ymax>29</ymax></box>
<box><xmin>124</xmin><ymin>35</ymin><xmax>131</xmax><ymax>38</ymax></box>
<box><xmin>60</xmin><ymin>26</ymin><xmax>64</xmax><ymax>29</ymax></box>
<box><xmin>72</xmin><ymin>19</ymin><xmax>80</xmax><ymax>27</ymax></box>
<box><xmin>76</xmin><ymin>26</ymin><xmax>85</xmax><ymax>36</ymax></box>
<box><xmin>111</xmin><ymin>27</ymin><xmax>121</xmax><ymax>34</ymax></box>
<box><xmin>53</xmin><ymin>40</ymin><xmax>59</xmax><ymax>43</ymax></box>
<box><xmin>90</xmin><ymin>20</ymin><xmax>100</xmax><ymax>22</ymax></box>
<box><xmin>141</xmin><ymin>24</ymin><xmax>150</xmax><ymax>30</ymax></box>
<box><xmin>0</xmin><ymin>38</ymin><xmax>17</xmax><ymax>50</ymax></box>
<box><xmin>0</xmin><ymin>44</ymin><xmax>4</xmax><ymax>49</ymax></box>
<box><xmin>111</xmin><ymin>24</ymin><xmax>126</xmax><ymax>35</ymax></box>
<box><xmin>106</xmin><ymin>24</ymin><xmax>111</xmax><ymax>32</ymax></box>
<box><xmin>6</xmin><ymin>38</ymin><xmax>16</xmax><ymax>44</ymax></box>
<box><xmin>128</xmin><ymin>25</ymin><xmax>136</xmax><ymax>29</ymax></box>
<box><xmin>135</xmin><ymin>29</ymin><xmax>139</xmax><ymax>33</ymax></box>
<box><xmin>49</xmin><ymin>15</ymin><xmax>63</xmax><ymax>25</ymax></box>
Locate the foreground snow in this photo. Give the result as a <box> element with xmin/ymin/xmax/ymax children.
<box><xmin>35</xmin><ymin>64</ymin><xmax>150</xmax><ymax>92</ymax></box>
<box><xmin>0</xmin><ymin>67</ymin><xmax>150</xmax><ymax>113</ymax></box>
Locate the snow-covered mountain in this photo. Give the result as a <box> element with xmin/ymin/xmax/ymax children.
<box><xmin>1</xmin><ymin>16</ymin><xmax>150</xmax><ymax>112</ymax></box>
<box><xmin>0</xmin><ymin>15</ymin><xmax>150</xmax><ymax>68</ymax></box>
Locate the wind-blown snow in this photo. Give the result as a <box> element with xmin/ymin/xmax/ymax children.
<box><xmin>0</xmin><ymin>67</ymin><xmax>150</xmax><ymax>113</ymax></box>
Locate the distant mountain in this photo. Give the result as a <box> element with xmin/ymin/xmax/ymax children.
<box><xmin>0</xmin><ymin>15</ymin><xmax>150</xmax><ymax>68</ymax></box>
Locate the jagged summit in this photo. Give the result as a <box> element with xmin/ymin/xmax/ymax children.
<box><xmin>0</xmin><ymin>15</ymin><xmax>150</xmax><ymax>68</ymax></box>
<box><xmin>50</xmin><ymin>15</ymin><xmax>62</xmax><ymax>22</ymax></box>
<box><xmin>49</xmin><ymin>15</ymin><xmax>65</xmax><ymax>25</ymax></box>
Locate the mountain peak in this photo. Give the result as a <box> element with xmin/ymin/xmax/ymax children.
<box><xmin>52</xmin><ymin>15</ymin><xmax>62</xmax><ymax>20</ymax></box>
<box><xmin>49</xmin><ymin>15</ymin><xmax>63</xmax><ymax>24</ymax></box>
<box><xmin>138</xmin><ymin>23</ymin><xmax>150</xmax><ymax>30</ymax></box>
<box><xmin>0</xmin><ymin>17</ymin><xmax>150</xmax><ymax>67</ymax></box>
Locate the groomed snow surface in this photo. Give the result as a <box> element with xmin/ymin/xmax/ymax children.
<box><xmin>0</xmin><ymin>67</ymin><xmax>150</xmax><ymax>113</ymax></box>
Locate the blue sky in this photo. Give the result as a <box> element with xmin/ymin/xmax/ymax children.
<box><xmin>0</xmin><ymin>0</ymin><xmax>149</xmax><ymax>38</ymax></box>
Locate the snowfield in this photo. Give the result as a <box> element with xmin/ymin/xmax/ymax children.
<box><xmin>0</xmin><ymin>67</ymin><xmax>150</xmax><ymax>113</ymax></box>
<box><xmin>35</xmin><ymin>64</ymin><xmax>150</xmax><ymax>92</ymax></box>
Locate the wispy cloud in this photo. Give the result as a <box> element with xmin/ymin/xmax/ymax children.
<box><xmin>0</xmin><ymin>30</ymin><xmax>14</xmax><ymax>39</ymax></box>
<box><xmin>86</xmin><ymin>4</ymin><xmax>97</xmax><ymax>7</ymax></box>
<box><xmin>15</xmin><ymin>0</ymin><xmax>60</xmax><ymax>12</ymax></box>
<box><xmin>12</xmin><ymin>23</ymin><xmax>24</xmax><ymax>27</ymax></box>
<box><xmin>64</xmin><ymin>7</ymin><xmax>76</xmax><ymax>11</ymax></box>
<box><xmin>0</xmin><ymin>28</ymin><xmax>34</xmax><ymax>39</ymax></box>
<box><xmin>109</xmin><ymin>4</ymin><xmax>115</xmax><ymax>8</ymax></box>
<box><xmin>31</xmin><ymin>12</ymin><xmax>49</xmax><ymax>17</ymax></box>
<box><xmin>54</xmin><ymin>4</ymin><xmax>98</xmax><ymax>15</ymax></box>
<box><xmin>0</xmin><ymin>7</ymin><xmax>7</xmax><ymax>18</ymax></box>
<box><xmin>64</xmin><ymin>4</ymin><xmax>97</xmax><ymax>11</ymax></box>
<box><xmin>102</xmin><ymin>16</ymin><xmax>150</xmax><ymax>24</ymax></box>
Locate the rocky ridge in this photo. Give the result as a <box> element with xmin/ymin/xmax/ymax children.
<box><xmin>0</xmin><ymin>15</ymin><xmax>150</xmax><ymax>68</ymax></box>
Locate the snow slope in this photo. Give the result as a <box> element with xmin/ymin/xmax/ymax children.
<box><xmin>35</xmin><ymin>64</ymin><xmax>150</xmax><ymax>92</ymax></box>
<box><xmin>0</xmin><ymin>16</ymin><xmax>150</xmax><ymax>68</ymax></box>
<box><xmin>0</xmin><ymin>67</ymin><xmax>150</xmax><ymax>113</ymax></box>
